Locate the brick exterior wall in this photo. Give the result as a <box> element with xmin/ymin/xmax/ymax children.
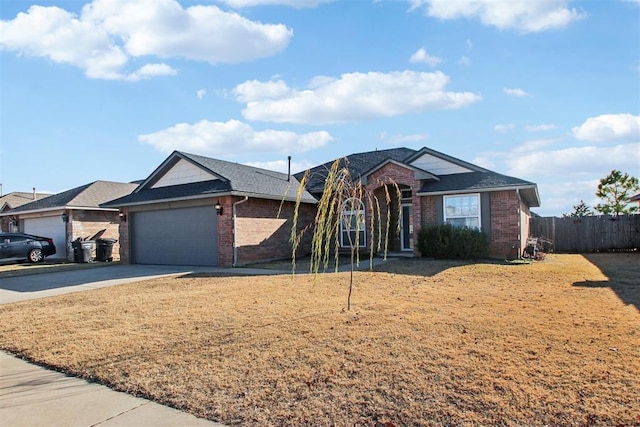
<box><xmin>365</xmin><ymin>163</ymin><xmax>422</xmax><ymax>256</ymax></box>
<box><xmin>118</xmin><ymin>207</ymin><xmax>131</xmax><ymax>264</ymax></box>
<box><xmin>420</xmin><ymin>195</ymin><xmax>438</xmax><ymax>227</ymax></box>
<box><xmin>217</xmin><ymin>197</ymin><xmax>234</xmax><ymax>267</ymax></box>
<box><xmin>488</xmin><ymin>191</ymin><xmax>522</xmax><ymax>258</ymax></box>
<box><xmin>68</xmin><ymin>210</ymin><xmax>121</xmax><ymax>261</ymax></box>
<box><xmin>234</xmin><ymin>197</ymin><xmax>316</xmax><ymax>266</ymax></box>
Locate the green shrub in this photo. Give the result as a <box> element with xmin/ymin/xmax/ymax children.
<box><xmin>417</xmin><ymin>224</ymin><xmax>487</xmax><ymax>259</ymax></box>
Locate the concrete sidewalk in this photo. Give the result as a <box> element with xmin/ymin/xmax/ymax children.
<box><xmin>0</xmin><ymin>352</ymin><xmax>221</xmax><ymax>426</ymax></box>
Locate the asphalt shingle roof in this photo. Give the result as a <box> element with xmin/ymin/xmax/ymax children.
<box><xmin>181</xmin><ymin>152</ymin><xmax>315</xmax><ymax>202</ymax></box>
<box><xmin>104</xmin><ymin>151</ymin><xmax>317</xmax><ymax>206</ymax></box>
<box><xmin>418</xmin><ymin>171</ymin><xmax>540</xmax><ymax>207</ymax></box>
<box><xmin>418</xmin><ymin>171</ymin><xmax>536</xmax><ymax>193</ymax></box>
<box><xmin>8</xmin><ymin>181</ymin><xmax>138</xmax><ymax>213</ymax></box>
<box><xmin>295</xmin><ymin>147</ymin><xmax>418</xmax><ymax>194</ymax></box>
<box><xmin>103</xmin><ymin>180</ymin><xmax>229</xmax><ymax>206</ymax></box>
<box><xmin>0</xmin><ymin>192</ymin><xmax>52</xmax><ymax>211</ymax></box>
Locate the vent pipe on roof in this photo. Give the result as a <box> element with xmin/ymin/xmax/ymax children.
<box><xmin>287</xmin><ymin>156</ymin><xmax>291</xmax><ymax>182</ymax></box>
<box><xmin>33</xmin><ymin>187</ymin><xmax>36</xmax><ymax>200</ymax></box>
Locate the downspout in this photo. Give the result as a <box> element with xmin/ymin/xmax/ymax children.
<box><xmin>232</xmin><ymin>196</ymin><xmax>249</xmax><ymax>267</ymax></box>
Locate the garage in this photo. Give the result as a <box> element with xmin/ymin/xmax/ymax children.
<box><xmin>23</xmin><ymin>216</ymin><xmax>66</xmax><ymax>259</ymax></box>
<box><xmin>132</xmin><ymin>205</ymin><xmax>218</xmax><ymax>266</ymax></box>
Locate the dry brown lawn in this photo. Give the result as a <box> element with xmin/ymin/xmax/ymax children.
<box><xmin>1</xmin><ymin>253</ymin><xmax>638</xmax><ymax>426</ymax></box>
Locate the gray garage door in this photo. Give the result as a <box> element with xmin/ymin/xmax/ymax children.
<box><xmin>132</xmin><ymin>206</ymin><xmax>218</xmax><ymax>266</ymax></box>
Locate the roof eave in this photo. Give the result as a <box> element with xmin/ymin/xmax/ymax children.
<box><xmin>104</xmin><ymin>190</ymin><xmax>318</xmax><ymax>208</ymax></box>
<box><xmin>361</xmin><ymin>159</ymin><xmax>440</xmax><ymax>184</ymax></box>
<box><xmin>0</xmin><ymin>206</ymin><xmax>119</xmax><ymax>217</ymax></box>
<box><xmin>417</xmin><ymin>184</ymin><xmax>541</xmax><ymax>207</ymax></box>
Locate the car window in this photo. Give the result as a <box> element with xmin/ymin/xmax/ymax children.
<box><xmin>8</xmin><ymin>236</ymin><xmax>28</xmax><ymax>243</ymax></box>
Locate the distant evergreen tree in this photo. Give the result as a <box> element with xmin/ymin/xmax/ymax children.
<box><xmin>594</xmin><ymin>170</ymin><xmax>639</xmax><ymax>216</ymax></box>
<box><xmin>562</xmin><ymin>200</ymin><xmax>592</xmax><ymax>218</ymax></box>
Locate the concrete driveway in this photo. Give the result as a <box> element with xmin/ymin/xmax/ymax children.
<box><xmin>0</xmin><ymin>263</ymin><xmax>281</xmax><ymax>304</ymax></box>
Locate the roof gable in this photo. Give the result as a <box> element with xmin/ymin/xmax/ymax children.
<box><xmin>5</xmin><ymin>181</ymin><xmax>138</xmax><ymax>214</ymax></box>
<box><xmin>106</xmin><ymin>151</ymin><xmax>317</xmax><ymax>206</ymax></box>
<box><xmin>151</xmin><ymin>158</ymin><xmax>219</xmax><ymax>189</ymax></box>
<box><xmin>296</xmin><ymin>147</ymin><xmax>417</xmax><ymax>194</ymax></box>
<box><xmin>361</xmin><ymin>159</ymin><xmax>439</xmax><ymax>184</ymax></box>
<box><xmin>0</xmin><ymin>192</ymin><xmax>52</xmax><ymax>212</ymax></box>
<box><xmin>407</xmin><ymin>147</ymin><xmax>488</xmax><ymax>175</ymax></box>
<box><xmin>137</xmin><ymin>151</ymin><xmax>227</xmax><ymax>192</ymax></box>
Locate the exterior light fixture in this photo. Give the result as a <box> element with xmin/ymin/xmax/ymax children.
<box><xmin>119</xmin><ymin>210</ymin><xmax>127</xmax><ymax>222</ymax></box>
<box><xmin>61</xmin><ymin>212</ymin><xmax>69</xmax><ymax>223</ymax></box>
<box><xmin>215</xmin><ymin>201</ymin><xmax>223</xmax><ymax>216</ymax></box>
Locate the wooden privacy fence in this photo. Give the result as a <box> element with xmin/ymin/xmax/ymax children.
<box><xmin>529</xmin><ymin>214</ymin><xmax>640</xmax><ymax>253</ymax></box>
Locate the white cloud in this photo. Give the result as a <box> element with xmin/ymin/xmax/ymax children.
<box><xmin>572</xmin><ymin>113</ymin><xmax>640</xmax><ymax>142</ymax></box>
<box><xmin>505</xmin><ymin>142</ymin><xmax>640</xmax><ymax>178</ymax></box>
<box><xmin>0</xmin><ymin>0</ymin><xmax>292</xmax><ymax>80</ymax></box>
<box><xmin>126</xmin><ymin>63</ymin><xmax>177</xmax><ymax>81</ymax></box>
<box><xmin>465</xmin><ymin>39</ymin><xmax>473</xmax><ymax>49</ymax></box>
<box><xmin>233</xmin><ymin>71</ymin><xmax>481</xmax><ymax>124</ymax></box>
<box><xmin>412</xmin><ymin>0</ymin><xmax>586</xmax><ymax>33</ymax></box>
<box><xmin>524</xmin><ymin>124</ymin><xmax>557</xmax><ymax>132</ymax></box>
<box><xmin>458</xmin><ymin>56</ymin><xmax>472</xmax><ymax>66</ymax></box>
<box><xmin>196</xmin><ymin>89</ymin><xmax>207</xmax><ymax>100</ymax></box>
<box><xmin>232</xmin><ymin>79</ymin><xmax>292</xmax><ymax>103</ymax></box>
<box><xmin>477</xmin><ymin>140</ymin><xmax>640</xmax><ymax>216</ymax></box>
<box><xmin>219</xmin><ymin>0</ymin><xmax>334</xmax><ymax>7</ymax></box>
<box><xmin>504</xmin><ymin>87</ymin><xmax>529</xmax><ymax>97</ymax></box>
<box><xmin>409</xmin><ymin>48</ymin><xmax>442</xmax><ymax>67</ymax></box>
<box><xmin>494</xmin><ymin>123</ymin><xmax>515</xmax><ymax>133</ymax></box>
<box><xmin>380</xmin><ymin>132</ymin><xmax>429</xmax><ymax>145</ymax></box>
<box><xmin>138</xmin><ymin>119</ymin><xmax>333</xmax><ymax>156</ymax></box>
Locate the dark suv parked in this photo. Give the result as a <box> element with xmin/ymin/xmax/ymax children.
<box><xmin>0</xmin><ymin>232</ymin><xmax>57</xmax><ymax>263</ymax></box>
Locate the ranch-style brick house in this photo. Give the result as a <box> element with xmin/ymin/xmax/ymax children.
<box><xmin>2</xmin><ymin>181</ymin><xmax>138</xmax><ymax>261</ymax></box>
<box><xmin>104</xmin><ymin>147</ymin><xmax>540</xmax><ymax>267</ymax></box>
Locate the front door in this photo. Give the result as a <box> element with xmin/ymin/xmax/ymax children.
<box><xmin>401</xmin><ymin>204</ymin><xmax>412</xmax><ymax>251</ymax></box>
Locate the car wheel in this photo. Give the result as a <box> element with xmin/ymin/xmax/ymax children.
<box><xmin>28</xmin><ymin>248</ymin><xmax>44</xmax><ymax>263</ymax></box>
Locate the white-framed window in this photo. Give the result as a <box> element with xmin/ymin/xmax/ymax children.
<box><xmin>444</xmin><ymin>193</ymin><xmax>481</xmax><ymax>230</ymax></box>
<box><xmin>340</xmin><ymin>198</ymin><xmax>366</xmax><ymax>247</ymax></box>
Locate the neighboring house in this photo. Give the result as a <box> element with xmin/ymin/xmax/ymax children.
<box><xmin>106</xmin><ymin>147</ymin><xmax>539</xmax><ymax>267</ymax></box>
<box><xmin>631</xmin><ymin>193</ymin><xmax>640</xmax><ymax>207</ymax></box>
<box><xmin>103</xmin><ymin>151</ymin><xmax>317</xmax><ymax>267</ymax></box>
<box><xmin>0</xmin><ymin>191</ymin><xmax>51</xmax><ymax>232</ymax></box>
<box><xmin>297</xmin><ymin>147</ymin><xmax>540</xmax><ymax>260</ymax></box>
<box><xmin>0</xmin><ymin>181</ymin><xmax>138</xmax><ymax>261</ymax></box>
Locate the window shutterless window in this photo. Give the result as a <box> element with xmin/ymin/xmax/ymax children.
<box><xmin>340</xmin><ymin>198</ymin><xmax>366</xmax><ymax>247</ymax></box>
<box><xmin>443</xmin><ymin>194</ymin><xmax>481</xmax><ymax>230</ymax></box>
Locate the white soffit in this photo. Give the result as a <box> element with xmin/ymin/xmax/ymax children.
<box><xmin>152</xmin><ymin>158</ymin><xmax>218</xmax><ymax>189</ymax></box>
<box><xmin>410</xmin><ymin>153</ymin><xmax>473</xmax><ymax>175</ymax></box>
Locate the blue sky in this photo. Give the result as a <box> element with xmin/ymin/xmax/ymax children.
<box><xmin>1</xmin><ymin>0</ymin><xmax>638</xmax><ymax>216</ymax></box>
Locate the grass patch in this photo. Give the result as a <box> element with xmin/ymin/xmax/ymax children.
<box><xmin>0</xmin><ymin>254</ymin><xmax>638</xmax><ymax>426</ymax></box>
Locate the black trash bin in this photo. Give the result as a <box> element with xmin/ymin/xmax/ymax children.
<box><xmin>95</xmin><ymin>238</ymin><xmax>117</xmax><ymax>262</ymax></box>
<box><xmin>72</xmin><ymin>239</ymin><xmax>95</xmax><ymax>263</ymax></box>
